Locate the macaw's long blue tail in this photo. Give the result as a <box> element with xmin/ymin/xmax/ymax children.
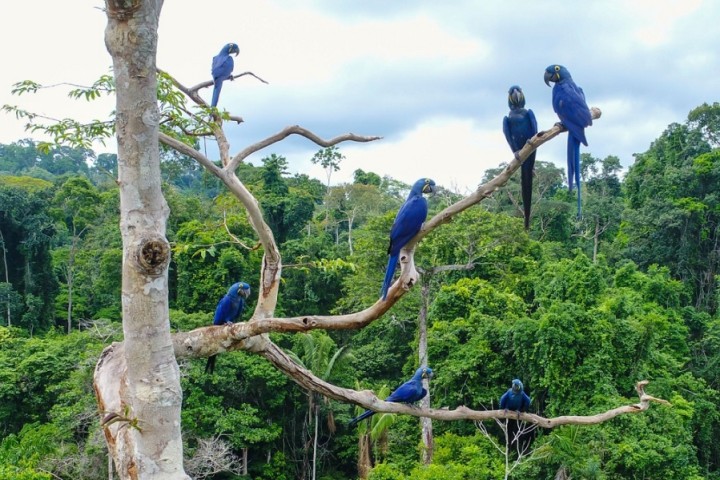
<box><xmin>521</xmin><ymin>151</ymin><xmax>536</xmax><ymax>230</ymax></box>
<box><xmin>205</xmin><ymin>355</ymin><xmax>217</xmax><ymax>375</ymax></box>
<box><xmin>381</xmin><ymin>254</ymin><xmax>399</xmax><ymax>301</ymax></box>
<box><xmin>211</xmin><ymin>80</ymin><xmax>223</xmax><ymax>107</ymax></box>
<box><xmin>348</xmin><ymin>409</ymin><xmax>375</xmax><ymax>428</ymax></box>
<box><xmin>567</xmin><ymin>135</ymin><xmax>582</xmax><ymax>218</ymax></box>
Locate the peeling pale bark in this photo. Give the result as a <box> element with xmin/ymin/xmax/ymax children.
<box><xmin>95</xmin><ymin>1</ymin><xmax>189</xmax><ymax>479</ymax></box>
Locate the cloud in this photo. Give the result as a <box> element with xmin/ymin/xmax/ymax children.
<box><xmin>1</xmin><ymin>1</ymin><xmax>718</xmax><ymax>192</ymax></box>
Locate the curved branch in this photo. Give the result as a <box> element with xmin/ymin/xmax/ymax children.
<box><xmin>173</xmin><ymin>300</ymin><xmax>397</xmax><ymax>359</ymax></box>
<box><xmin>229</xmin><ymin>337</ymin><xmax>670</xmax><ymax>427</ymax></box>
<box><xmin>226</xmin><ymin>126</ymin><xmax>383</xmax><ymax>172</ymax></box>
<box><xmin>259</xmin><ymin>341</ymin><xmax>671</xmax><ymax>427</ymax></box>
<box><xmin>157</xmin><ymin>135</ymin><xmax>283</xmax><ymax>312</ymax></box>
<box><xmin>158</xmin><ymin>132</ymin><xmax>221</xmax><ymax>176</ymax></box>
<box><xmin>382</xmin><ymin>108</ymin><xmax>604</xmax><ymax>301</ymax></box>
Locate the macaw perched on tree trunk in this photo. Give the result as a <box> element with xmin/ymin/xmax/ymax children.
<box><xmin>544</xmin><ymin>64</ymin><xmax>592</xmax><ymax>218</ymax></box>
<box><xmin>210</xmin><ymin>43</ymin><xmax>240</xmax><ymax>107</ymax></box>
<box><xmin>348</xmin><ymin>366</ymin><xmax>433</xmax><ymax>428</ymax></box>
<box><xmin>381</xmin><ymin>178</ymin><xmax>436</xmax><ymax>300</ymax></box>
<box><xmin>503</xmin><ymin>85</ymin><xmax>538</xmax><ymax>230</ymax></box>
<box><xmin>205</xmin><ymin>281</ymin><xmax>251</xmax><ymax>374</ymax></box>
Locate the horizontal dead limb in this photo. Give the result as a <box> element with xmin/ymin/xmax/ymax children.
<box><xmin>249</xmin><ymin>338</ymin><xmax>669</xmax><ymax>427</ymax></box>
<box><xmin>160</xmin><ymin>68</ymin><xmax>268</xmax><ymax>107</ymax></box>
<box><xmin>173</xmin><ymin>300</ymin><xmax>397</xmax><ymax>359</ymax></box>
<box><xmin>170</xmin><ymin>331</ymin><xmax>668</xmax><ymax>429</ymax></box>
<box><xmin>101</xmin><ymin>334</ymin><xmax>668</xmax><ymax>441</ymax></box>
<box><xmin>188</xmin><ymin>71</ymin><xmax>270</xmax><ymax>95</ymax></box>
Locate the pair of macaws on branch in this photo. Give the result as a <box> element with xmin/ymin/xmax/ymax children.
<box><xmin>503</xmin><ymin>65</ymin><xmax>593</xmax><ymax>225</ymax></box>
<box><xmin>347</xmin><ymin>372</ymin><xmax>531</xmax><ymax>428</ymax></box>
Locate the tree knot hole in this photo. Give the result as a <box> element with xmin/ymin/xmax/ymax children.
<box><xmin>136</xmin><ymin>237</ymin><xmax>170</xmax><ymax>275</ymax></box>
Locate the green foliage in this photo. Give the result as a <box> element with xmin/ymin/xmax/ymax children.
<box><xmin>620</xmin><ymin>114</ymin><xmax>718</xmax><ymax>312</ymax></box>
<box><xmin>172</xmin><ymin>211</ymin><xmax>261</xmax><ymax>312</ymax></box>
<box><xmin>368</xmin><ymin>462</ymin><xmax>406</xmax><ymax>480</ymax></box>
<box><xmin>0</xmin><ymin>176</ymin><xmax>58</xmax><ymax>328</ymax></box>
<box><xmin>311</xmin><ymin>146</ymin><xmax>345</xmax><ymax>187</ymax></box>
<box><xmin>688</xmin><ymin>101</ymin><xmax>720</xmax><ymax>146</ymax></box>
<box><xmin>2</xmin><ymin>97</ymin><xmax>720</xmax><ymax>479</ymax></box>
<box><xmin>0</xmin><ymin>327</ymin><xmax>109</xmax><ymax>478</ymax></box>
<box><xmin>258</xmin><ymin>154</ymin><xmax>323</xmax><ymax>244</ymax></box>
<box><xmin>0</xmin><ymin>465</ymin><xmax>51</xmax><ymax>480</ymax></box>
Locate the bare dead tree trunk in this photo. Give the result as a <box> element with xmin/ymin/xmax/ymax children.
<box><xmin>358</xmin><ymin>434</ymin><xmax>371</xmax><ymax>480</ymax></box>
<box><xmin>418</xmin><ymin>280</ymin><xmax>433</xmax><ymax>465</ymax></box>
<box><xmin>66</xmin><ymin>227</ymin><xmax>78</xmax><ymax>333</ymax></box>
<box><xmin>312</xmin><ymin>403</ymin><xmax>319</xmax><ymax>480</ymax></box>
<box><xmin>347</xmin><ymin>213</ymin><xmax>354</xmax><ymax>255</ymax></box>
<box><xmin>0</xmin><ymin>227</ymin><xmax>10</xmax><ymax>326</ymax></box>
<box><xmin>593</xmin><ymin>217</ymin><xmax>600</xmax><ymax>263</ymax></box>
<box><xmin>94</xmin><ymin>1</ymin><xmax>188</xmax><ymax>479</ymax></box>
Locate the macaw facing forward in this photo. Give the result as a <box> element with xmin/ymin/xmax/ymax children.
<box><xmin>211</xmin><ymin>43</ymin><xmax>240</xmax><ymax>107</ymax></box>
<box><xmin>348</xmin><ymin>366</ymin><xmax>433</xmax><ymax>428</ymax></box>
<box><xmin>205</xmin><ymin>281</ymin><xmax>251</xmax><ymax>374</ymax></box>
<box><xmin>499</xmin><ymin>378</ymin><xmax>531</xmax><ymax>414</ymax></box>
<box><xmin>544</xmin><ymin>64</ymin><xmax>592</xmax><ymax>218</ymax></box>
<box><xmin>381</xmin><ymin>178</ymin><xmax>436</xmax><ymax>301</ymax></box>
<box><xmin>503</xmin><ymin>85</ymin><xmax>538</xmax><ymax>230</ymax></box>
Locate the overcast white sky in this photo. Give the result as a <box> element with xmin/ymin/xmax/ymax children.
<box><xmin>1</xmin><ymin>1</ymin><xmax>718</xmax><ymax>193</ymax></box>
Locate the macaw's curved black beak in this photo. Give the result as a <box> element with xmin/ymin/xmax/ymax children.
<box><xmin>422</xmin><ymin>182</ymin><xmax>435</xmax><ymax>195</ymax></box>
<box><xmin>510</xmin><ymin>88</ymin><xmax>523</xmax><ymax>105</ymax></box>
<box><xmin>544</xmin><ymin>70</ymin><xmax>554</xmax><ymax>87</ymax></box>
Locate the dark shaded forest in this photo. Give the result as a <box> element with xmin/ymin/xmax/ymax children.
<box><xmin>1</xmin><ymin>102</ymin><xmax>719</xmax><ymax>479</ymax></box>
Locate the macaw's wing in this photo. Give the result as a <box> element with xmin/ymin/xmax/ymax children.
<box><xmin>212</xmin><ymin>54</ymin><xmax>234</xmax><ymax>81</ymax></box>
<box><xmin>553</xmin><ymin>81</ymin><xmax>592</xmax><ymax>145</ymax></box>
<box><xmin>528</xmin><ymin>109</ymin><xmax>538</xmax><ymax>136</ymax></box>
<box><xmin>386</xmin><ymin>378</ymin><xmax>424</xmax><ymax>403</ymax></box>
<box><xmin>503</xmin><ymin>115</ymin><xmax>513</xmax><ymax>150</ymax></box>
<box><xmin>213</xmin><ymin>295</ymin><xmax>236</xmax><ymax>325</ymax></box>
<box><xmin>522</xmin><ymin>392</ymin><xmax>532</xmax><ymax>412</ymax></box>
<box><xmin>499</xmin><ymin>390</ymin><xmax>510</xmax><ymax>409</ymax></box>
<box><xmin>388</xmin><ymin>196</ymin><xmax>428</xmax><ymax>256</ymax></box>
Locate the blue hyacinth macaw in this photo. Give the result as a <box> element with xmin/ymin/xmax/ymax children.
<box><xmin>499</xmin><ymin>378</ymin><xmax>531</xmax><ymax>414</ymax></box>
<box><xmin>348</xmin><ymin>366</ymin><xmax>433</xmax><ymax>428</ymax></box>
<box><xmin>503</xmin><ymin>85</ymin><xmax>538</xmax><ymax>230</ymax></box>
<box><xmin>210</xmin><ymin>43</ymin><xmax>240</xmax><ymax>107</ymax></box>
<box><xmin>544</xmin><ymin>64</ymin><xmax>592</xmax><ymax>218</ymax></box>
<box><xmin>381</xmin><ymin>178</ymin><xmax>436</xmax><ymax>301</ymax></box>
<box><xmin>205</xmin><ymin>281</ymin><xmax>251</xmax><ymax>374</ymax></box>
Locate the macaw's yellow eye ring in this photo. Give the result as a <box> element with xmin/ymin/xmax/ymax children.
<box><xmin>554</xmin><ymin>65</ymin><xmax>560</xmax><ymax>71</ymax></box>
